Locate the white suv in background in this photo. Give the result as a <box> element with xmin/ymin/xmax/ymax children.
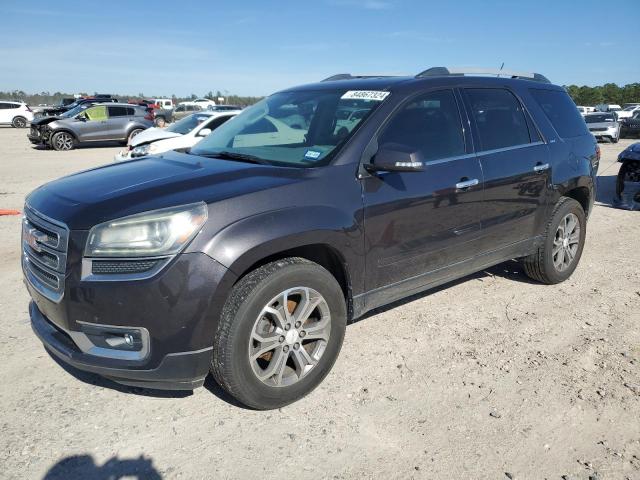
<box><xmin>616</xmin><ymin>105</ymin><xmax>640</xmax><ymax>121</ymax></box>
<box><xmin>0</xmin><ymin>101</ymin><xmax>34</xmax><ymax>128</ymax></box>
<box><xmin>154</xmin><ymin>98</ymin><xmax>174</xmax><ymax>110</ymax></box>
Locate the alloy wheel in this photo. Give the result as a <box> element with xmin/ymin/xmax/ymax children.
<box><xmin>552</xmin><ymin>213</ymin><xmax>580</xmax><ymax>272</ymax></box>
<box><xmin>248</xmin><ymin>286</ymin><xmax>331</xmax><ymax>387</ymax></box>
<box><xmin>54</xmin><ymin>133</ymin><xmax>74</xmax><ymax>151</ymax></box>
<box><xmin>13</xmin><ymin>117</ymin><xmax>26</xmax><ymax>128</ymax></box>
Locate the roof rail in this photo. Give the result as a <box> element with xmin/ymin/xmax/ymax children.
<box><xmin>415</xmin><ymin>67</ymin><xmax>550</xmax><ymax>83</ymax></box>
<box><xmin>321</xmin><ymin>73</ymin><xmax>395</xmax><ymax>82</ymax></box>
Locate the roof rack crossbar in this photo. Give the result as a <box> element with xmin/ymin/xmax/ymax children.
<box><xmin>416</xmin><ymin>67</ymin><xmax>550</xmax><ymax>83</ymax></box>
<box><xmin>321</xmin><ymin>73</ymin><xmax>395</xmax><ymax>82</ymax></box>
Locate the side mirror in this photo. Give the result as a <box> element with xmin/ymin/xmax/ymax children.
<box><xmin>364</xmin><ymin>143</ymin><xmax>424</xmax><ymax>173</ymax></box>
<box><xmin>197</xmin><ymin>128</ymin><xmax>212</xmax><ymax>137</ymax></box>
<box><xmin>76</xmin><ymin>114</ymin><xmax>87</xmax><ymax>121</ymax></box>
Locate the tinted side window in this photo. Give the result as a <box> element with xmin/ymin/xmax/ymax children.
<box><xmin>465</xmin><ymin>88</ymin><xmax>531</xmax><ymax>151</ymax></box>
<box><xmin>0</xmin><ymin>103</ymin><xmax>8</xmax><ymax>109</ymax></box>
<box><xmin>378</xmin><ymin>89</ymin><xmax>465</xmax><ymax>162</ymax></box>
<box><xmin>108</xmin><ymin>106</ymin><xmax>129</xmax><ymax>117</ymax></box>
<box><xmin>529</xmin><ymin>89</ymin><xmax>589</xmax><ymax>138</ymax></box>
<box><xmin>207</xmin><ymin>115</ymin><xmax>233</xmax><ymax>130</ymax></box>
<box><xmin>126</xmin><ymin>107</ymin><xmax>136</xmax><ymax>116</ymax></box>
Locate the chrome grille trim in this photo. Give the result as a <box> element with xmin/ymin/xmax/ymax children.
<box><xmin>22</xmin><ymin>206</ymin><xmax>69</xmax><ymax>303</ymax></box>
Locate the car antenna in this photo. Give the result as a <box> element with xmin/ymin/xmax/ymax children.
<box><xmin>498</xmin><ymin>62</ymin><xmax>505</xmax><ymax>78</ymax></box>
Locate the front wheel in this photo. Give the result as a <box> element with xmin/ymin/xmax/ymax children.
<box><xmin>523</xmin><ymin>197</ymin><xmax>586</xmax><ymax>284</ymax></box>
<box><xmin>211</xmin><ymin>258</ymin><xmax>347</xmax><ymax>409</ymax></box>
<box><xmin>51</xmin><ymin>131</ymin><xmax>75</xmax><ymax>151</ymax></box>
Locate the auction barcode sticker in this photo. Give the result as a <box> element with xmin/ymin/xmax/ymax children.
<box><xmin>341</xmin><ymin>90</ymin><xmax>390</xmax><ymax>101</ymax></box>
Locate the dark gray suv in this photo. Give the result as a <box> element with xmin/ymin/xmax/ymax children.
<box><xmin>23</xmin><ymin>67</ymin><xmax>598</xmax><ymax>409</ymax></box>
<box><xmin>28</xmin><ymin>103</ymin><xmax>153</xmax><ymax>150</ymax></box>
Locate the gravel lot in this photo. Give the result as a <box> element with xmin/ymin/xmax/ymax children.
<box><xmin>1</xmin><ymin>127</ymin><xmax>638</xmax><ymax>480</ymax></box>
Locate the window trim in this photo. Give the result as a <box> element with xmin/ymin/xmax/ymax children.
<box><xmin>369</xmin><ymin>87</ymin><xmax>471</xmax><ymax>165</ymax></box>
<box><xmin>461</xmin><ymin>86</ymin><xmax>547</xmax><ymax>154</ymax></box>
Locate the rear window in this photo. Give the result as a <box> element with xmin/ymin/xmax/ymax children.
<box><xmin>529</xmin><ymin>89</ymin><xmax>589</xmax><ymax>138</ymax></box>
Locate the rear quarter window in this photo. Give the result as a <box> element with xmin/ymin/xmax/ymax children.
<box><xmin>529</xmin><ymin>89</ymin><xmax>589</xmax><ymax>138</ymax></box>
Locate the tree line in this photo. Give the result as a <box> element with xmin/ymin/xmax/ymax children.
<box><xmin>2</xmin><ymin>83</ymin><xmax>639</xmax><ymax>108</ymax></box>
<box><xmin>0</xmin><ymin>90</ymin><xmax>264</xmax><ymax>108</ymax></box>
<box><xmin>564</xmin><ymin>83</ymin><xmax>640</xmax><ymax>106</ymax></box>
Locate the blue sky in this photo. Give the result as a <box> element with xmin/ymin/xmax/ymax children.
<box><xmin>0</xmin><ymin>0</ymin><xmax>638</xmax><ymax>97</ymax></box>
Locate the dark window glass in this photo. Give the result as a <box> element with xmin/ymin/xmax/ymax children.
<box><xmin>465</xmin><ymin>88</ymin><xmax>531</xmax><ymax>151</ymax></box>
<box><xmin>206</xmin><ymin>115</ymin><xmax>233</xmax><ymax>130</ymax></box>
<box><xmin>585</xmin><ymin>114</ymin><xmax>616</xmax><ymax>123</ymax></box>
<box><xmin>8</xmin><ymin>103</ymin><xmax>20</xmax><ymax>109</ymax></box>
<box><xmin>529</xmin><ymin>89</ymin><xmax>589</xmax><ymax>138</ymax></box>
<box><xmin>108</xmin><ymin>106</ymin><xmax>129</xmax><ymax>117</ymax></box>
<box><xmin>378</xmin><ymin>89</ymin><xmax>465</xmax><ymax>161</ymax></box>
<box><xmin>0</xmin><ymin>103</ymin><xmax>8</xmax><ymax>109</ymax></box>
<box><xmin>126</xmin><ymin>107</ymin><xmax>135</xmax><ymax>116</ymax></box>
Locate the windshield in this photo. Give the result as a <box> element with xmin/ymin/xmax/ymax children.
<box><xmin>60</xmin><ymin>104</ymin><xmax>90</xmax><ymax>118</ymax></box>
<box><xmin>166</xmin><ymin>113</ymin><xmax>211</xmax><ymax>135</ymax></box>
<box><xmin>585</xmin><ymin>114</ymin><xmax>616</xmax><ymax>123</ymax></box>
<box><xmin>191</xmin><ymin>89</ymin><xmax>388</xmax><ymax>167</ymax></box>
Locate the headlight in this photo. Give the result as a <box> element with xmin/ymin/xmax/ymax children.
<box><xmin>132</xmin><ymin>144</ymin><xmax>150</xmax><ymax>156</ymax></box>
<box><xmin>85</xmin><ymin>203</ymin><xmax>208</xmax><ymax>258</ymax></box>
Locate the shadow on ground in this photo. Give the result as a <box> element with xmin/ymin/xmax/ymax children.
<box><xmin>43</xmin><ymin>454</ymin><xmax>162</xmax><ymax>480</ymax></box>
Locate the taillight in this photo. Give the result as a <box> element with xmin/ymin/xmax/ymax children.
<box><xmin>26</xmin><ymin>105</ymin><xmax>32</xmax><ymax>112</ymax></box>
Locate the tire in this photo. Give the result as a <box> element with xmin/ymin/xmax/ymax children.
<box><xmin>12</xmin><ymin>116</ymin><xmax>27</xmax><ymax>128</ymax></box>
<box><xmin>155</xmin><ymin>117</ymin><xmax>166</xmax><ymax>128</ymax></box>
<box><xmin>211</xmin><ymin>257</ymin><xmax>347</xmax><ymax>409</ymax></box>
<box><xmin>51</xmin><ymin>131</ymin><xmax>75</xmax><ymax>151</ymax></box>
<box><xmin>523</xmin><ymin>197</ymin><xmax>586</xmax><ymax>284</ymax></box>
<box><xmin>127</xmin><ymin>128</ymin><xmax>144</xmax><ymax>144</ymax></box>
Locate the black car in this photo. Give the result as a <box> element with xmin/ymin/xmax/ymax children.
<box><xmin>36</xmin><ymin>95</ymin><xmax>118</xmax><ymax>117</ymax></box>
<box><xmin>620</xmin><ymin>112</ymin><xmax>640</xmax><ymax>139</ymax></box>
<box><xmin>615</xmin><ymin>142</ymin><xmax>640</xmax><ymax>210</ymax></box>
<box><xmin>23</xmin><ymin>67</ymin><xmax>598</xmax><ymax>409</ymax></box>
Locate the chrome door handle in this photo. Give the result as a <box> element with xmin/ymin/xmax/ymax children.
<box><xmin>455</xmin><ymin>178</ymin><xmax>479</xmax><ymax>190</ymax></box>
<box><xmin>534</xmin><ymin>163</ymin><xmax>550</xmax><ymax>172</ymax></box>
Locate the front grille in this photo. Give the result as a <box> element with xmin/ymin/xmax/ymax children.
<box><xmin>589</xmin><ymin>127</ymin><xmax>608</xmax><ymax>132</ymax></box>
<box><xmin>22</xmin><ymin>207</ymin><xmax>69</xmax><ymax>303</ymax></box>
<box><xmin>91</xmin><ymin>259</ymin><xmax>159</xmax><ymax>275</ymax></box>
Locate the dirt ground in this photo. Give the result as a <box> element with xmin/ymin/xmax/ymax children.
<box><xmin>0</xmin><ymin>127</ymin><xmax>638</xmax><ymax>480</ymax></box>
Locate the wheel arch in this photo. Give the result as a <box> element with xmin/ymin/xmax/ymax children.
<box><xmin>49</xmin><ymin>128</ymin><xmax>78</xmax><ymax>142</ymax></box>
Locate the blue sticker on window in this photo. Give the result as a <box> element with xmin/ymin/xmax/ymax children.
<box><xmin>304</xmin><ymin>150</ymin><xmax>322</xmax><ymax>159</ymax></box>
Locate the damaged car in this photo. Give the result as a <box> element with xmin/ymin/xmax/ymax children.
<box><xmin>115</xmin><ymin>110</ymin><xmax>240</xmax><ymax>161</ymax></box>
<box><xmin>29</xmin><ymin>103</ymin><xmax>153</xmax><ymax>150</ymax></box>
<box><xmin>615</xmin><ymin>142</ymin><xmax>640</xmax><ymax>210</ymax></box>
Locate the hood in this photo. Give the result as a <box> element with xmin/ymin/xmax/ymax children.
<box><xmin>129</xmin><ymin>127</ymin><xmax>182</xmax><ymax>147</ymax></box>
<box><xmin>31</xmin><ymin>115</ymin><xmax>64</xmax><ymax>126</ymax></box>
<box><xmin>26</xmin><ymin>151</ymin><xmax>309</xmax><ymax>229</ymax></box>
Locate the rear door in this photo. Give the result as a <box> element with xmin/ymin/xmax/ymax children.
<box><xmin>362</xmin><ymin>88</ymin><xmax>484</xmax><ymax>297</ymax></box>
<box><xmin>0</xmin><ymin>103</ymin><xmax>11</xmax><ymax>123</ymax></box>
<box><xmin>107</xmin><ymin>106</ymin><xmax>132</xmax><ymax>140</ymax></box>
<box><xmin>462</xmin><ymin>87</ymin><xmax>550</xmax><ymax>250</ymax></box>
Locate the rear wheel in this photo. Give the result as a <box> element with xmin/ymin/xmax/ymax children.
<box><xmin>523</xmin><ymin>197</ymin><xmax>586</xmax><ymax>284</ymax></box>
<box><xmin>211</xmin><ymin>257</ymin><xmax>347</xmax><ymax>409</ymax></box>
<box><xmin>127</xmin><ymin>128</ymin><xmax>144</xmax><ymax>144</ymax></box>
<box><xmin>12</xmin><ymin>116</ymin><xmax>27</xmax><ymax>128</ymax></box>
<box><xmin>51</xmin><ymin>131</ymin><xmax>75</xmax><ymax>151</ymax></box>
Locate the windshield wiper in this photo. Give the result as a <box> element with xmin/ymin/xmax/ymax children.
<box><xmin>196</xmin><ymin>151</ymin><xmax>271</xmax><ymax>165</ymax></box>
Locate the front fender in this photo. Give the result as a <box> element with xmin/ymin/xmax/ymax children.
<box><xmin>191</xmin><ymin>205</ymin><xmax>364</xmax><ymax>292</ymax></box>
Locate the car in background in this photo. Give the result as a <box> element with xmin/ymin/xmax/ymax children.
<box><xmin>576</xmin><ymin>106</ymin><xmax>595</xmax><ymax>116</ymax></box>
<box><xmin>585</xmin><ymin>112</ymin><xmax>620</xmax><ymax>143</ymax></box>
<box><xmin>620</xmin><ymin>112</ymin><xmax>640</xmax><ymax>138</ymax></box>
<box><xmin>207</xmin><ymin>105</ymin><xmax>242</xmax><ymax>112</ymax></box>
<box><xmin>154</xmin><ymin>98</ymin><xmax>174</xmax><ymax>110</ymax></box>
<box><xmin>28</xmin><ymin>103</ymin><xmax>153</xmax><ymax>150</ymax></box>
<box><xmin>35</xmin><ymin>96</ymin><xmax>119</xmax><ymax>118</ymax></box>
<box><xmin>615</xmin><ymin>142</ymin><xmax>640</xmax><ymax>210</ymax></box>
<box><xmin>173</xmin><ymin>103</ymin><xmax>204</xmax><ymax>121</ymax></box>
<box><xmin>616</xmin><ymin>105</ymin><xmax>640</xmax><ymax>121</ymax></box>
<box><xmin>190</xmin><ymin>98</ymin><xmax>217</xmax><ymax>109</ymax></box>
<box><xmin>114</xmin><ymin>110</ymin><xmax>240</xmax><ymax>161</ymax></box>
<box><xmin>0</xmin><ymin>101</ymin><xmax>34</xmax><ymax>128</ymax></box>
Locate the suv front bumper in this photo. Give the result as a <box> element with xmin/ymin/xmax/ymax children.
<box><xmin>30</xmin><ymin>301</ymin><xmax>212</xmax><ymax>390</ymax></box>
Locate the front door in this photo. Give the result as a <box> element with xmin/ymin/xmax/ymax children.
<box><xmin>461</xmin><ymin>88</ymin><xmax>550</xmax><ymax>249</ymax></box>
<box><xmin>362</xmin><ymin>89</ymin><xmax>484</xmax><ymax>303</ymax></box>
<box><xmin>74</xmin><ymin>105</ymin><xmax>110</xmax><ymax>141</ymax></box>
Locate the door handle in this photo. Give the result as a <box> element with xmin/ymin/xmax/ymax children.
<box><xmin>455</xmin><ymin>178</ymin><xmax>479</xmax><ymax>190</ymax></box>
<box><xmin>534</xmin><ymin>163</ymin><xmax>550</xmax><ymax>172</ymax></box>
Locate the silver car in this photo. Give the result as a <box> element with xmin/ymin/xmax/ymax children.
<box><xmin>584</xmin><ymin>112</ymin><xmax>620</xmax><ymax>143</ymax></box>
<box><xmin>28</xmin><ymin>103</ymin><xmax>153</xmax><ymax>151</ymax></box>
